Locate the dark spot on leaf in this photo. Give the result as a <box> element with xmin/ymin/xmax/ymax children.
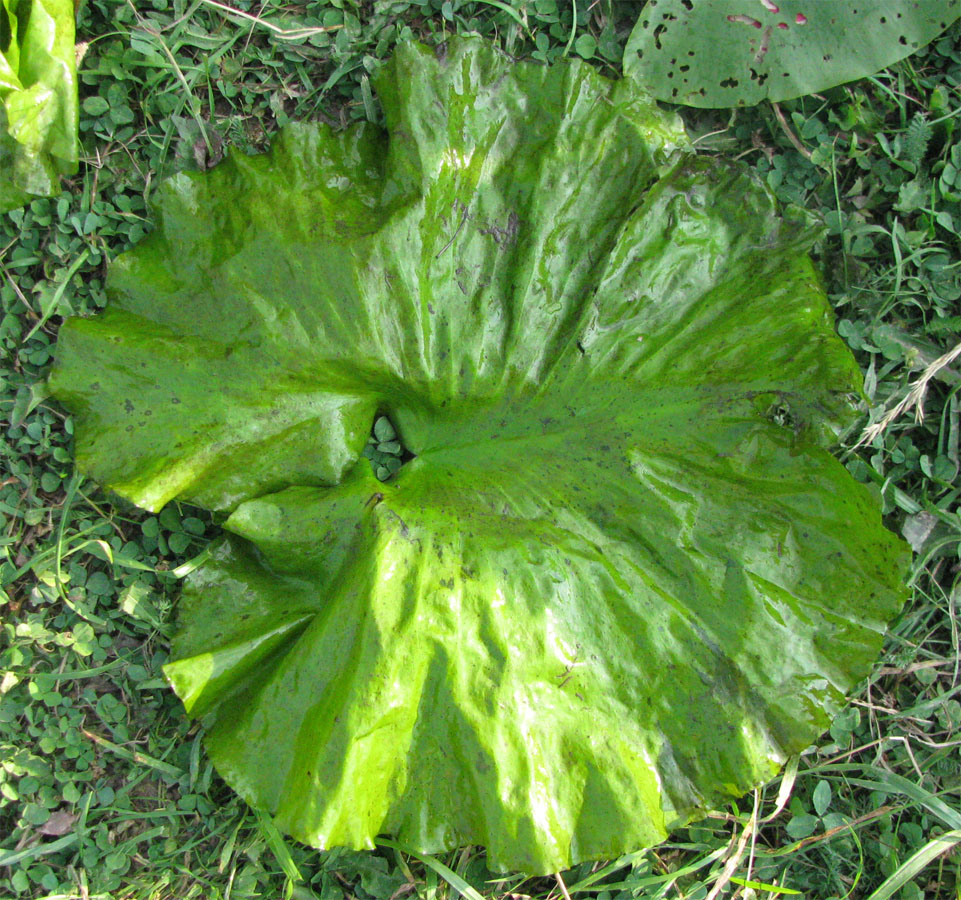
<box><xmin>124</xmin><ymin>399</ymin><xmax>134</xmax><ymax>413</ymax></box>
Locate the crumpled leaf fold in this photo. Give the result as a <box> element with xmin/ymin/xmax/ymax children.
<box><xmin>1</xmin><ymin>0</ymin><xmax>78</xmax><ymax>211</ymax></box>
<box><xmin>50</xmin><ymin>38</ymin><xmax>908</xmax><ymax>874</ymax></box>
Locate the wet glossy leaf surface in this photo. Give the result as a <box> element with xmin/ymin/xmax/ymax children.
<box><xmin>0</xmin><ymin>0</ymin><xmax>78</xmax><ymax>211</ymax></box>
<box><xmin>50</xmin><ymin>38</ymin><xmax>908</xmax><ymax>874</ymax></box>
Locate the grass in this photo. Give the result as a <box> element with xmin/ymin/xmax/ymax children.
<box><xmin>1</xmin><ymin>1</ymin><xmax>960</xmax><ymax>897</ymax></box>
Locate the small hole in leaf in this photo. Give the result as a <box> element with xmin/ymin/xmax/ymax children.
<box><xmin>720</xmin><ymin>77</ymin><xmax>739</xmax><ymax>88</ymax></box>
<box><xmin>880</xmin><ymin>15</ymin><xmax>886</xmax><ymax>23</ymax></box>
<box><xmin>899</xmin><ymin>35</ymin><xmax>908</xmax><ymax>45</ymax></box>
<box><xmin>680</xmin><ymin>0</ymin><xmax>693</xmax><ymax>9</ymax></box>
<box><xmin>653</xmin><ymin>23</ymin><xmax>667</xmax><ymax>50</ymax></box>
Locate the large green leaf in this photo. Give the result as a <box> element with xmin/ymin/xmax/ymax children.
<box><xmin>50</xmin><ymin>38</ymin><xmax>908</xmax><ymax>874</ymax></box>
<box><xmin>624</xmin><ymin>0</ymin><xmax>960</xmax><ymax>108</ymax></box>
<box><xmin>0</xmin><ymin>0</ymin><xmax>78</xmax><ymax>212</ymax></box>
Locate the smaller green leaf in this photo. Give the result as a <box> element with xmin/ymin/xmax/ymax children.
<box><xmin>374</xmin><ymin>416</ymin><xmax>396</xmax><ymax>442</ymax></box>
<box><xmin>82</xmin><ymin>96</ymin><xmax>109</xmax><ymax>117</ymax></box>
<box><xmin>385</xmin><ymin>456</ymin><xmax>402</xmax><ymax>475</ymax></box>
<box><xmin>624</xmin><ymin>0</ymin><xmax>961</xmax><ymax>109</ymax></box>
<box><xmin>377</xmin><ymin>441</ymin><xmax>402</xmax><ymax>455</ymax></box>
<box><xmin>85</xmin><ymin>572</ymin><xmax>112</xmax><ymax>596</ymax></box>
<box><xmin>574</xmin><ymin>34</ymin><xmax>596</xmax><ymax>59</ymax></box>
<box><xmin>159</xmin><ymin>507</ymin><xmax>182</xmax><ymax>531</ymax></box>
<box><xmin>812</xmin><ymin>780</ymin><xmax>832</xmax><ymax>817</ymax></box>
<box><xmin>375</xmin><ymin>465</ymin><xmax>390</xmax><ymax>481</ymax></box>
<box><xmin>785</xmin><ymin>814</ymin><xmax>819</xmax><ymax>840</ymax></box>
<box><xmin>168</xmin><ymin>532</ymin><xmax>192</xmax><ymax>555</ymax></box>
<box><xmin>182</xmin><ymin>517</ymin><xmax>206</xmax><ymax>536</ymax></box>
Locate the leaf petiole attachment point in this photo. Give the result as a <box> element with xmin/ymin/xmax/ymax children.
<box><xmin>363</xmin><ymin>415</ymin><xmax>408</xmax><ymax>481</ymax></box>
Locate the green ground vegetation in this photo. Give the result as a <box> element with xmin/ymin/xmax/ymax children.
<box><xmin>1</xmin><ymin>2</ymin><xmax>960</xmax><ymax>898</ymax></box>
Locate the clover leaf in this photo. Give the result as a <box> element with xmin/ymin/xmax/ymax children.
<box><xmin>1</xmin><ymin>0</ymin><xmax>79</xmax><ymax>211</ymax></box>
<box><xmin>50</xmin><ymin>38</ymin><xmax>908</xmax><ymax>874</ymax></box>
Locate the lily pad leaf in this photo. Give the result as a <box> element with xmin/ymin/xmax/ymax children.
<box><xmin>1</xmin><ymin>0</ymin><xmax>79</xmax><ymax>211</ymax></box>
<box><xmin>624</xmin><ymin>0</ymin><xmax>961</xmax><ymax>108</ymax></box>
<box><xmin>50</xmin><ymin>38</ymin><xmax>908</xmax><ymax>874</ymax></box>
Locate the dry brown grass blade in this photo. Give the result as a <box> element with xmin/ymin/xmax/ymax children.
<box><xmin>855</xmin><ymin>337</ymin><xmax>961</xmax><ymax>449</ymax></box>
<box><xmin>705</xmin><ymin>790</ymin><xmax>760</xmax><ymax>900</ymax></box>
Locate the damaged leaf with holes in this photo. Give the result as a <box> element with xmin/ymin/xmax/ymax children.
<box><xmin>0</xmin><ymin>0</ymin><xmax>79</xmax><ymax>211</ymax></box>
<box><xmin>625</xmin><ymin>0</ymin><xmax>960</xmax><ymax>108</ymax></box>
<box><xmin>49</xmin><ymin>38</ymin><xmax>909</xmax><ymax>874</ymax></box>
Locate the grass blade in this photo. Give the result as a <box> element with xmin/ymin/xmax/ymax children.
<box><xmin>863</xmin><ymin>829</ymin><xmax>961</xmax><ymax>900</ymax></box>
<box><xmin>378</xmin><ymin>838</ymin><xmax>486</xmax><ymax>900</ymax></box>
<box><xmin>255</xmin><ymin>809</ymin><xmax>303</xmax><ymax>886</ymax></box>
